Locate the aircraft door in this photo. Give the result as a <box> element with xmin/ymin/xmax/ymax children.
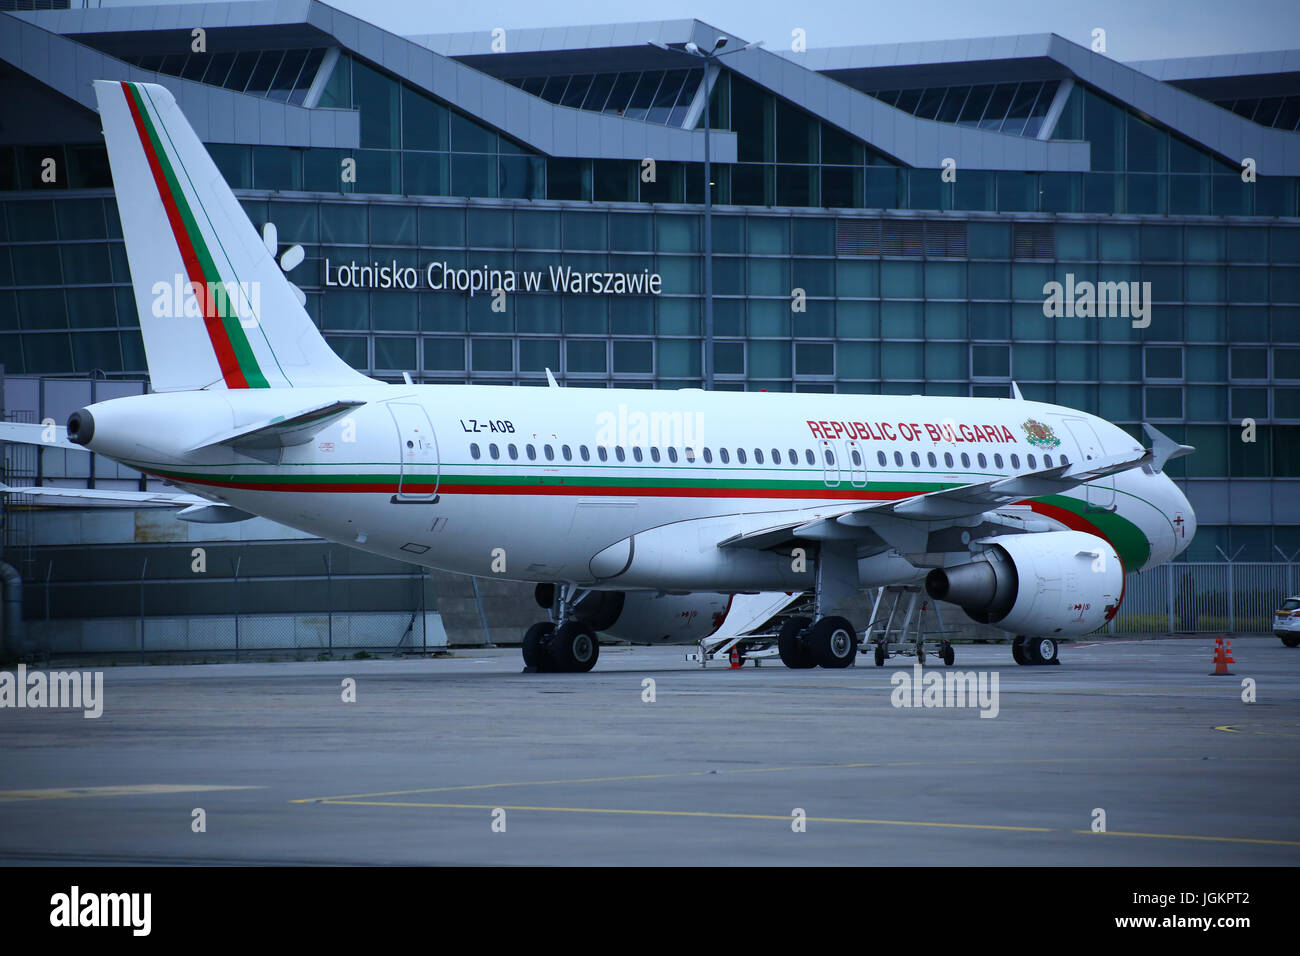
<box><xmin>389</xmin><ymin>402</ymin><xmax>439</xmax><ymax>502</ymax></box>
<box><xmin>820</xmin><ymin>439</ymin><xmax>841</xmax><ymax>488</ymax></box>
<box><xmin>845</xmin><ymin>439</ymin><xmax>868</xmax><ymax>488</ymax></box>
<box><xmin>1063</xmin><ymin>417</ymin><xmax>1114</xmax><ymax>512</ymax></box>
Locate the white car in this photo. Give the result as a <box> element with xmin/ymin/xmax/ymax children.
<box><xmin>1275</xmin><ymin>596</ymin><xmax>1300</xmax><ymax>647</ymax></box>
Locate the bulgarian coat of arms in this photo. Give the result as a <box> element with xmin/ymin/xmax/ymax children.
<box><xmin>1022</xmin><ymin>418</ymin><xmax>1062</xmax><ymax>449</ymax></box>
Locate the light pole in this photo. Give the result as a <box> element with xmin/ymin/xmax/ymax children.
<box><xmin>650</xmin><ymin>36</ymin><xmax>761</xmax><ymax>389</ymax></box>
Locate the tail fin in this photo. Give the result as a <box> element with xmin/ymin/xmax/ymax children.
<box><xmin>93</xmin><ymin>80</ymin><xmax>373</xmax><ymax>391</ymax></box>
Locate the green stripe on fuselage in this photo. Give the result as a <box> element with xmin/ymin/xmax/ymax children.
<box><xmin>131</xmin><ymin>85</ymin><xmax>269</xmax><ymax>388</ymax></box>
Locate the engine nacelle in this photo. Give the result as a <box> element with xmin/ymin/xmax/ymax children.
<box><xmin>535</xmin><ymin>586</ymin><xmax>732</xmax><ymax>645</ymax></box>
<box><xmin>925</xmin><ymin>531</ymin><xmax>1123</xmax><ymax>637</ymax></box>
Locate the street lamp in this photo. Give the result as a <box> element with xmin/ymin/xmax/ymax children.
<box><xmin>650</xmin><ymin>35</ymin><xmax>761</xmax><ymax>389</ymax></box>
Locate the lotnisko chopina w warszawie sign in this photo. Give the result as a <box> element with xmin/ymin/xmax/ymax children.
<box><xmin>324</xmin><ymin>259</ymin><xmax>664</xmax><ymax>296</ymax></box>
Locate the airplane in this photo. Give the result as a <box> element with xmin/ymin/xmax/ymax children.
<box><xmin>0</xmin><ymin>80</ymin><xmax>1197</xmax><ymax>672</ymax></box>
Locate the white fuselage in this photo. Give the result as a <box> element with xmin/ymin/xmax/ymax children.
<box><xmin>77</xmin><ymin>384</ymin><xmax>1196</xmax><ymax>591</ymax></box>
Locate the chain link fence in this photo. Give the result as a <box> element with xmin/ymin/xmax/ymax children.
<box><xmin>1113</xmin><ymin>562</ymin><xmax>1299</xmax><ymax>634</ymax></box>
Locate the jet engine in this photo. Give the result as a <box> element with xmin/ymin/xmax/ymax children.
<box><xmin>535</xmin><ymin>585</ymin><xmax>732</xmax><ymax>644</ymax></box>
<box><xmin>925</xmin><ymin>530</ymin><xmax>1123</xmax><ymax>637</ymax></box>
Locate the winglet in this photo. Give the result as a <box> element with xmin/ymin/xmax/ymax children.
<box><xmin>545</xmin><ymin>368</ymin><xmax>560</xmax><ymax>387</ymax></box>
<box><xmin>1142</xmin><ymin>423</ymin><xmax>1195</xmax><ymax>473</ymax></box>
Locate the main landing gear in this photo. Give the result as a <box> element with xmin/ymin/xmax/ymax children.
<box><xmin>1011</xmin><ymin>635</ymin><xmax>1060</xmax><ymax>665</ymax></box>
<box><xmin>522</xmin><ymin>585</ymin><xmax>600</xmax><ymax>673</ymax></box>
<box><xmin>777</xmin><ymin>542</ymin><xmax>866</xmax><ymax>670</ymax></box>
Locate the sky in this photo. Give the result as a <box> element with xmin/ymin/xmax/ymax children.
<box><xmin>93</xmin><ymin>0</ymin><xmax>1300</xmax><ymax>61</ymax></box>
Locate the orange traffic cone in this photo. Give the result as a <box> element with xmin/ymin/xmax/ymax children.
<box><xmin>728</xmin><ymin>646</ymin><xmax>743</xmax><ymax>669</ymax></box>
<box><xmin>1210</xmin><ymin>636</ymin><xmax>1235</xmax><ymax>676</ymax></box>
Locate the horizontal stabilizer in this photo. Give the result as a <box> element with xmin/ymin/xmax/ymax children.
<box><xmin>1142</xmin><ymin>423</ymin><xmax>1195</xmax><ymax>473</ymax></box>
<box><xmin>188</xmin><ymin>400</ymin><xmax>364</xmax><ymax>459</ymax></box>
<box><xmin>0</xmin><ymin>421</ymin><xmax>83</xmax><ymax>451</ymax></box>
<box><xmin>0</xmin><ymin>483</ymin><xmax>210</xmax><ymax>507</ymax></box>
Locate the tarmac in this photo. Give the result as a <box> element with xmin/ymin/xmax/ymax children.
<box><xmin>1</xmin><ymin>636</ymin><xmax>1297</xmax><ymax>865</ymax></box>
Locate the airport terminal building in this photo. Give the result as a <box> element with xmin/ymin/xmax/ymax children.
<box><xmin>1</xmin><ymin>0</ymin><xmax>1298</xmax><ymax>652</ymax></box>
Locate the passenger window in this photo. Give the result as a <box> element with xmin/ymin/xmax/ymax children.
<box><xmin>544</xmin><ymin>445</ymin><xmax>555</xmax><ymax>461</ymax></box>
<box><xmin>1060</xmin><ymin>453</ymin><xmax>1069</xmax><ymax>466</ymax></box>
<box><xmin>994</xmin><ymin>453</ymin><xmax>1003</xmax><ymax>469</ymax></box>
<box><xmin>668</xmin><ymin>447</ymin><xmax>679</xmax><ymax>463</ymax></box>
<box><xmin>788</xmin><ymin>449</ymin><xmax>797</xmax><ymax>464</ymax></box>
<box><xmin>526</xmin><ymin>444</ymin><xmax>537</xmax><ymax>460</ymax></box>
<box><xmin>944</xmin><ymin>452</ymin><xmax>953</xmax><ymax>468</ymax></box>
<box><xmin>738</xmin><ymin>448</ymin><xmax>747</xmax><ymax>464</ymax></box>
<box><xmin>489</xmin><ymin>443</ymin><xmax>500</xmax><ymax>460</ymax></box>
<box><xmin>772</xmin><ymin>449</ymin><xmax>781</xmax><ymax>465</ymax></box>
<box><xmin>1044</xmin><ymin>454</ymin><xmax>1054</xmax><ymax>468</ymax></box>
<box><xmin>1027</xmin><ymin>454</ymin><xmax>1037</xmax><ymax>469</ymax></box>
<box><xmin>824</xmin><ymin>450</ymin><xmax>835</xmax><ymax>465</ymax></box>
<box><xmin>804</xmin><ymin>449</ymin><xmax>815</xmax><ymax>465</ymax></box>
<box><xmin>977</xmin><ymin>453</ymin><xmax>986</xmax><ymax>468</ymax></box>
<box><xmin>615</xmin><ymin>447</ymin><xmax>626</xmax><ymax>462</ymax></box>
<box><xmin>927</xmin><ymin>452</ymin><xmax>936</xmax><ymax>468</ymax></box>
<box><xmin>1010</xmin><ymin>454</ymin><xmax>1019</xmax><ymax>469</ymax></box>
<box><xmin>685</xmin><ymin>447</ymin><xmax>697</xmax><ymax>462</ymax></box>
<box><xmin>562</xmin><ymin>445</ymin><xmax>572</xmax><ymax>461</ymax></box>
<box><xmin>703</xmin><ymin>448</ymin><xmax>713</xmax><ymax>463</ymax></box>
<box><xmin>878</xmin><ymin>451</ymin><xmax>888</xmax><ymax>467</ymax></box>
<box><xmin>650</xmin><ymin>447</ymin><xmax>661</xmax><ymax>462</ymax></box>
<box><xmin>597</xmin><ymin>446</ymin><xmax>608</xmax><ymax>462</ymax></box>
<box><xmin>580</xmin><ymin>445</ymin><xmax>590</xmax><ymax>461</ymax></box>
<box><xmin>908</xmin><ymin>452</ymin><xmax>918</xmax><ymax>467</ymax></box>
<box><xmin>960</xmin><ymin>453</ymin><xmax>970</xmax><ymax>468</ymax></box>
<box><xmin>894</xmin><ymin>451</ymin><xmax>904</xmax><ymax>467</ymax></box>
<box><xmin>851</xmin><ymin>450</ymin><xmax>861</xmax><ymax>466</ymax></box>
<box><xmin>755</xmin><ymin>449</ymin><xmax>765</xmax><ymax>464</ymax></box>
<box><xmin>633</xmin><ymin>447</ymin><xmax>643</xmax><ymax>462</ymax></box>
<box><xmin>720</xmin><ymin>448</ymin><xmax>730</xmax><ymax>464</ymax></box>
<box><xmin>470</xmin><ymin>443</ymin><xmax>480</xmax><ymax>460</ymax></box>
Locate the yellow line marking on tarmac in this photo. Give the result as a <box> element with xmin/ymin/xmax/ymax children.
<box><xmin>1213</xmin><ymin>724</ymin><xmax>1300</xmax><ymax>738</ymax></box>
<box><xmin>291</xmin><ymin>756</ymin><xmax>1292</xmax><ymax>804</ymax></box>
<box><xmin>1215</xmin><ymin>725</ymin><xmax>1241</xmax><ymax>733</ymax></box>
<box><xmin>308</xmin><ymin>800</ymin><xmax>1054</xmax><ymax>832</ymax></box>
<box><xmin>1072</xmin><ymin>830</ymin><xmax>1300</xmax><ymax>848</ymax></box>
<box><xmin>0</xmin><ymin>784</ymin><xmax>263</xmax><ymax>803</ymax></box>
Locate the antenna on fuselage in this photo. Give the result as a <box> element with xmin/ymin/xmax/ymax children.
<box><xmin>1011</xmin><ymin>381</ymin><xmax>1024</xmax><ymax>400</ymax></box>
<box><xmin>545</xmin><ymin>368</ymin><xmax>561</xmax><ymax>387</ymax></box>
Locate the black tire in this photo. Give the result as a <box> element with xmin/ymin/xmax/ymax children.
<box><xmin>549</xmin><ymin>621</ymin><xmax>600</xmax><ymax>673</ymax></box>
<box><xmin>917</xmin><ymin>646</ymin><xmax>927</xmax><ymax>665</ymax></box>
<box><xmin>1281</xmin><ymin>634</ymin><xmax>1300</xmax><ymax>648</ymax></box>
<box><xmin>522</xmin><ymin>622</ymin><xmax>555</xmax><ymax>672</ymax></box>
<box><xmin>1012</xmin><ymin>636</ymin><xmax>1029</xmax><ymax>665</ymax></box>
<box><xmin>940</xmin><ymin>643</ymin><xmax>955</xmax><ymax>666</ymax></box>
<box><xmin>777</xmin><ymin>617</ymin><xmax>816</xmax><ymax>669</ymax></box>
<box><xmin>809</xmin><ymin>616</ymin><xmax>857</xmax><ymax>668</ymax></box>
<box><xmin>874</xmin><ymin>643</ymin><xmax>886</xmax><ymax>667</ymax></box>
<box><xmin>1026</xmin><ymin>637</ymin><xmax>1058</xmax><ymax>665</ymax></box>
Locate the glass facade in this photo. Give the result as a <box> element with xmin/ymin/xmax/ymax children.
<box><xmin>1</xmin><ymin>31</ymin><xmax>1298</xmax><ymax>560</ymax></box>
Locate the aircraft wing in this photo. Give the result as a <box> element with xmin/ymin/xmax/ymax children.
<box><xmin>719</xmin><ymin>443</ymin><xmax>1161</xmax><ymax>553</ymax></box>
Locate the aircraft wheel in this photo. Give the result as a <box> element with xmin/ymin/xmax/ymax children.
<box><xmin>522</xmin><ymin>622</ymin><xmax>555</xmax><ymax>672</ymax></box>
<box><xmin>874</xmin><ymin>643</ymin><xmax>886</xmax><ymax>667</ymax></box>
<box><xmin>1026</xmin><ymin>637</ymin><xmax>1058</xmax><ymax>665</ymax></box>
<box><xmin>940</xmin><ymin>642</ymin><xmax>955</xmax><ymax>666</ymax></box>
<box><xmin>809</xmin><ymin>616</ymin><xmax>857</xmax><ymax>668</ymax></box>
<box><xmin>777</xmin><ymin>617</ymin><xmax>816</xmax><ymax>669</ymax></box>
<box><xmin>549</xmin><ymin>621</ymin><xmax>600</xmax><ymax>673</ymax></box>
<box><xmin>1012</xmin><ymin>636</ymin><xmax>1030</xmax><ymax>665</ymax></box>
<box><xmin>917</xmin><ymin>646</ymin><xmax>926</xmax><ymax>665</ymax></box>
<box><xmin>1281</xmin><ymin>635</ymin><xmax>1300</xmax><ymax>648</ymax></box>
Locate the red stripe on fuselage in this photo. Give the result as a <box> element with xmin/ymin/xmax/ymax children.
<box><xmin>119</xmin><ymin>82</ymin><xmax>248</xmax><ymax>389</ymax></box>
